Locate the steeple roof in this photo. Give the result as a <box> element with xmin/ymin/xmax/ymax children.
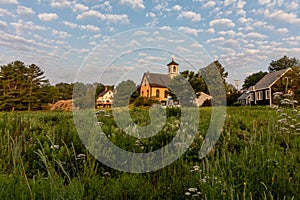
<box><xmin>167</xmin><ymin>58</ymin><xmax>179</xmax><ymax>66</ymax></box>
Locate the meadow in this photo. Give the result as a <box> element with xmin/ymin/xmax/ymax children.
<box><xmin>0</xmin><ymin>106</ymin><xmax>299</xmax><ymax>199</ymax></box>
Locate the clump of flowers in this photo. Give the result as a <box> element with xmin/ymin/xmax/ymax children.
<box><xmin>184</xmin><ymin>187</ymin><xmax>202</xmax><ymax>198</ymax></box>
<box><xmin>273</xmin><ymin>92</ymin><xmax>300</xmax><ymax>135</ymax></box>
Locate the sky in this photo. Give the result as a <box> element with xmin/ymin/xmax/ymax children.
<box><xmin>0</xmin><ymin>0</ymin><xmax>300</xmax><ymax>88</ymax></box>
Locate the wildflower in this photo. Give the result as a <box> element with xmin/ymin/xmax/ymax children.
<box><xmin>188</xmin><ymin>188</ymin><xmax>197</xmax><ymax>192</ymax></box>
<box><xmin>104</xmin><ymin>172</ymin><xmax>111</xmax><ymax>177</ymax></box>
<box><xmin>76</xmin><ymin>153</ymin><xmax>86</xmax><ymax>159</ymax></box>
<box><xmin>50</xmin><ymin>144</ymin><xmax>59</xmax><ymax>150</ymax></box>
<box><xmin>280</xmin><ymin>127</ymin><xmax>288</xmax><ymax>131</ymax></box>
<box><xmin>185</xmin><ymin>192</ymin><xmax>191</xmax><ymax>196</ymax></box>
<box><xmin>96</xmin><ymin>121</ymin><xmax>103</xmax><ymax>126</ymax></box>
<box><xmin>277</xmin><ymin>118</ymin><xmax>287</xmax><ymax>123</ymax></box>
<box><xmin>192</xmin><ymin>194</ymin><xmax>199</xmax><ymax>197</ymax></box>
<box><xmin>290</xmin><ymin>125</ymin><xmax>295</xmax><ymax>129</ymax></box>
<box><xmin>278</xmin><ymin>113</ymin><xmax>287</xmax><ymax>118</ymax></box>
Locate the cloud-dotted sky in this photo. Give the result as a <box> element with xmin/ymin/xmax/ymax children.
<box><xmin>0</xmin><ymin>0</ymin><xmax>300</xmax><ymax>85</ymax></box>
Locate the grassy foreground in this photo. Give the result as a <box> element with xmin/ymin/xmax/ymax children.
<box><xmin>0</xmin><ymin>106</ymin><xmax>299</xmax><ymax>199</ymax></box>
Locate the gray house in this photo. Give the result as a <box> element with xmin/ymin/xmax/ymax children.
<box><xmin>238</xmin><ymin>68</ymin><xmax>293</xmax><ymax>106</ymax></box>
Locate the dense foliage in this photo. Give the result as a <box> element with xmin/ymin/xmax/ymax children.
<box><xmin>242</xmin><ymin>71</ymin><xmax>268</xmax><ymax>89</ymax></box>
<box><xmin>0</xmin><ymin>107</ymin><xmax>299</xmax><ymax>199</ymax></box>
<box><xmin>268</xmin><ymin>55</ymin><xmax>300</xmax><ymax>73</ymax></box>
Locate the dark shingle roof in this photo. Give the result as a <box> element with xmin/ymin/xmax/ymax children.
<box><xmin>237</xmin><ymin>91</ymin><xmax>250</xmax><ymax>100</ymax></box>
<box><xmin>254</xmin><ymin>68</ymin><xmax>291</xmax><ymax>90</ymax></box>
<box><xmin>167</xmin><ymin>58</ymin><xmax>179</xmax><ymax>66</ymax></box>
<box><xmin>143</xmin><ymin>72</ymin><xmax>170</xmax><ymax>87</ymax></box>
<box><xmin>98</xmin><ymin>89</ymin><xmax>112</xmax><ymax>97</ymax></box>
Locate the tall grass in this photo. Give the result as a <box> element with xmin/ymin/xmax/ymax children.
<box><xmin>0</xmin><ymin>107</ymin><xmax>299</xmax><ymax>199</ymax></box>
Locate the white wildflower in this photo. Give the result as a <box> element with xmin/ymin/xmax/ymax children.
<box><xmin>76</xmin><ymin>153</ymin><xmax>86</xmax><ymax>159</ymax></box>
<box><xmin>188</xmin><ymin>188</ymin><xmax>198</xmax><ymax>192</ymax></box>
<box><xmin>50</xmin><ymin>144</ymin><xmax>59</xmax><ymax>150</ymax></box>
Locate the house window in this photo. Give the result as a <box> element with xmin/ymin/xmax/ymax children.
<box><xmin>265</xmin><ymin>90</ymin><xmax>270</xmax><ymax>99</ymax></box>
<box><xmin>156</xmin><ymin>89</ymin><xmax>160</xmax><ymax>98</ymax></box>
<box><xmin>173</xmin><ymin>66</ymin><xmax>176</xmax><ymax>72</ymax></box>
<box><xmin>142</xmin><ymin>91</ymin><xmax>144</xmax><ymax>96</ymax></box>
<box><xmin>256</xmin><ymin>91</ymin><xmax>263</xmax><ymax>100</ymax></box>
<box><xmin>147</xmin><ymin>90</ymin><xmax>149</xmax><ymax>97</ymax></box>
<box><xmin>164</xmin><ymin>90</ymin><xmax>168</xmax><ymax>98</ymax></box>
<box><xmin>250</xmin><ymin>93</ymin><xmax>254</xmax><ymax>101</ymax></box>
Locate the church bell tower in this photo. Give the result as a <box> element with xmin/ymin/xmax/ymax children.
<box><xmin>167</xmin><ymin>58</ymin><xmax>179</xmax><ymax>79</ymax></box>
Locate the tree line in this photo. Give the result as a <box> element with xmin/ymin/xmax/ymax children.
<box><xmin>0</xmin><ymin>61</ymin><xmax>107</xmax><ymax>111</ymax></box>
<box><xmin>1</xmin><ymin>56</ymin><xmax>298</xmax><ymax>111</ymax></box>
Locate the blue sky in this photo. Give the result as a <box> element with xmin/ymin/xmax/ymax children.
<box><xmin>0</xmin><ymin>0</ymin><xmax>300</xmax><ymax>87</ymax></box>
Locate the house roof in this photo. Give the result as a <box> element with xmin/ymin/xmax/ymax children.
<box><xmin>254</xmin><ymin>68</ymin><xmax>291</xmax><ymax>90</ymax></box>
<box><xmin>167</xmin><ymin>58</ymin><xmax>179</xmax><ymax>66</ymax></box>
<box><xmin>237</xmin><ymin>91</ymin><xmax>250</xmax><ymax>100</ymax></box>
<box><xmin>195</xmin><ymin>92</ymin><xmax>212</xmax><ymax>106</ymax></box>
<box><xmin>98</xmin><ymin>89</ymin><xmax>113</xmax><ymax>97</ymax></box>
<box><xmin>142</xmin><ymin>72</ymin><xmax>170</xmax><ymax>87</ymax></box>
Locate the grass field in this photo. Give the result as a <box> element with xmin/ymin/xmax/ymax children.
<box><xmin>0</xmin><ymin>106</ymin><xmax>299</xmax><ymax>199</ymax></box>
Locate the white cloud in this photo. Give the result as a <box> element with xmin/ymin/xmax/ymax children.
<box><xmin>172</xmin><ymin>5</ymin><xmax>182</xmax><ymax>11</ymax></box>
<box><xmin>38</xmin><ymin>13</ymin><xmax>59</xmax><ymax>22</ymax></box>
<box><xmin>257</xmin><ymin>0</ymin><xmax>271</xmax><ymax>5</ymax></box>
<box><xmin>17</xmin><ymin>6</ymin><xmax>35</xmax><ymax>17</ymax></box>
<box><xmin>0</xmin><ymin>20</ymin><xmax>7</xmax><ymax>28</ymax></box>
<box><xmin>160</xmin><ymin>26</ymin><xmax>172</xmax><ymax>30</ymax></box>
<box><xmin>201</xmin><ymin>1</ymin><xmax>216</xmax><ymax>9</ymax></box>
<box><xmin>178</xmin><ymin>11</ymin><xmax>201</xmax><ymax>22</ymax></box>
<box><xmin>52</xmin><ymin>29</ymin><xmax>71</xmax><ymax>39</ymax></box>
<box><xmin>0</xmin><ymin>0</ymin><xmax>18</xmax><ymax>4</ymax></box>
<box><xmin>238</xmin><ymin>17</ymin><xmax>252</xmax><ymax>24</ymax></box>
<box><xmin>77</xmin><ymin>10</ymin><xmax>129</xmax><ymax>24</ymax></box>
<box><xmin>133</xmin><ymin>30</ymin><xmax>148</xmax><ymax>36</ymax></box>
<box><xmin>209</xmin><ymin>18</ymin><xmax>235</xmax><ymax>28</ymax></box>
<box><xmin>178</xmin><ymin>26</ymin><xmax>202</xmax><ymax>37</ymax></box>
<box><xmin>11</xmin><ymin>20</ymin><xmax>47</xmax><ymax>33</ymax></box>
<box><xmin>244</xmin><ymin>32</ymin><xmax>267</xmax><ymax>39</ymax></box>
<box><xmin>49</xmin><ymin>0</ymin><xmax>71</xmax><ymax>8</ymax></box>
<box><xmin>265</xmin><ymin>10</ymin><xmax>300</xmax><ymax>24</ymax></box>
<box><xmin>77</xmin><ymin>10</ymin><xmax>105</xmax><ymax>20</ymax></box>
<box><xmin>72</xmin><ymin>3</ymin><xmax>89</xmax><ymax>12</ymax></box>
<box><xmin>206</xmin><ymin>37</ymin><xmax>225</xmax><ymax>43</ymax></box>
<box><xmin>206</xmin><ymin>28</ymin><xmax>215</xmax><ymax>33</ymax></box>
<box><xmin>224</xmin><ymin>0</ymin><xmax>236</xmax><ymax>6</ymax></box>
<box><xmin>63</xmin><ymin>21</ymin><xmax>100</xmax><ymax>32</ymax></box>
<box><xmin>85</xmin><ymin>25</ymin><xmax>100</xmax><ymax>32</ymax></box>
<box><xmin>277</xmin><ymin>27</ymin><xmax>288</xmax><ymax>35</ymax></box>
<box><xmin>0</xmin><ymin>8</ymin><xmax>12</xmax><ymax>17</ymax></box>
<box><xmin>218</xmin><ymin>30</ymin><xmax>239</xmax><ymax>37</ymax></box>
<box><xmin>284</xmin><ymin>2</ymin><xmax>299</xmax><ymax>11</ymax></box>
<box><xmin>106</xmin><ymin>14</ymin><xmax>130</xmax><ymax>24</ymax></box>
<box><xmin>119</xmin><ymin>0</ymin><xmax>145</xmax><ymax>9</ymax></box>
<box><xmin>146</xmin><ymin>12</ymin><xmax>156</xmax><ymax>18</ymax></box>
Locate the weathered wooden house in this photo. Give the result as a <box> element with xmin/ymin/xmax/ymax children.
<box><xmin>238</xmin><ymin>68</ymin><xmax>298</xmax><ymax>106</ymax></box>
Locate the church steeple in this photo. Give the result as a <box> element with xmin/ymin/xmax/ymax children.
<box><xmin>167</xmin><ymin>58</ymin><xmax>179</xmax><ymax>79</ymax></box>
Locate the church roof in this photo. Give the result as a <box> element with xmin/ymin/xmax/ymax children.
<box><xmin>142</xmin><ymin>72</ymin><xmax>170</xmax><ymax>87</ymax></box>
<box><xmin>167</xmin><ymin>58</ymin><xmax>179</xmax><ymax>66</ymax></box>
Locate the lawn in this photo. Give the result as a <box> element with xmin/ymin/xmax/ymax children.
<box><xmin>0</xmin><ymin>106</ymin><xmax>299</xmax><ymax>199</ymax></box>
